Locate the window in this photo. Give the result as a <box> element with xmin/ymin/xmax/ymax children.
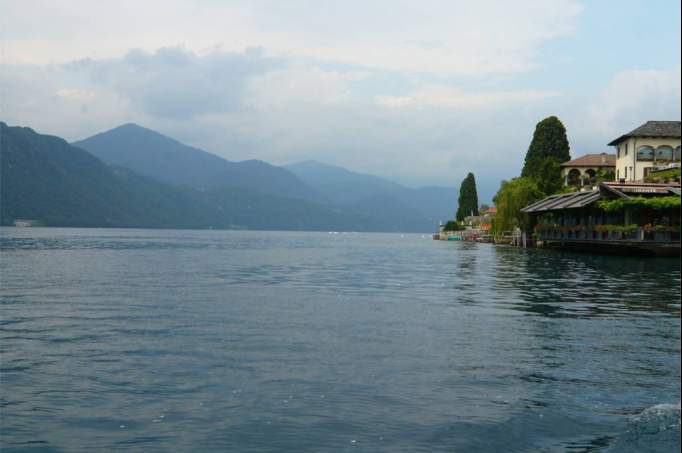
<box><xmin>675</xmin><ymin>146</ymin><xmax>681</xmax><ymax>162</ymax></box>
<box><xmin>625</xmin><ymin>143</ymin><xmax>629</xmax><ymax>155</ymax></box>
<box><xmin>624</xmin><ymin>167</ymin><xmax>627</xmax><ymax>178</ymax></box>
<box><xmin>617</xmin><ymin>147</ymin><xmax>621</xmax><ymax>158</ymax></box>
<box><xmin>616</xmin><ymin>169</ymin><xmax>619</xmax><ymax>180</ymax></box>
<box><xmin>636</xmin><ymin>146</ymin><xmax>654</xmax><ymax>161</ymax></box>
<box><xmin>656</xmin><ymin>146</ymin><xmax>673</xmax><ymax>162</ymax></box>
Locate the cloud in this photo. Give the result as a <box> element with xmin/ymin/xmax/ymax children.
<box><xmin>69</xmin><ymin>47</ymin><xmax>277</xmax><ymax>119</ymax></box>
<box><xmin>0</xmin><ymin>45</ymin><xmax>590</xmax><ymax>203</ymax></box>
<box><xmin>585</xmin><ymin>67</ymin><xmax>682</xmax><ymax>137</ymax></box>
<box><xmin>557</xmin><ymin>67</ymin><xmax>682</xmax><ymax>153</ymax></box>
<box><xmin>55</xmin><ymin>88</ymin><xmax>95</xmax><ymax>100</ymax></box>
<box><xmin>1</xmin><ymin>0</ymin><xmax>583</xmax><ymax>78</ymax></box>
<box><xmin>375</xmin><ymin>86</ymin><xmax>559</xmax><ymax>110</ymax></box>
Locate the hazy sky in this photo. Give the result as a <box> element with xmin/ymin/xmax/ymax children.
<box><xmin>1</xmin><ymin>0</ymin><xmax>680</xmax><ymax>202</ymax></box>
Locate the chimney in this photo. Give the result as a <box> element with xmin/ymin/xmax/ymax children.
<box><xmin>601</xmin><ymin>152</ymin><xmax>607</xmax><ymax>165</ymax></box>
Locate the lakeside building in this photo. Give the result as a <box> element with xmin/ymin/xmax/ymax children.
<box><xmin>561</xmin><ymin>153</ymin><xmax>615</xmax><ymax>187</ymax></box>
<box><xmin>435</xmin><ymin>207</ymin><xmax>496</xmax><ymax>242</ymax></box>
<box><xmin>609</xmin><ymin>121</ymin><xmax>681</xmax><ymax>182</ymax></box>
<box><xmin>463</xmin><ymin>207</ymin><xmax>496</xmax><ymax>229</ymax></box>
<box><xmin>521</xmin><ymin>181</ymin><xmax>680</xmax><ymax>256</ymax></box>
<box><xmin>13</xmin><ymin>219</ymin><xmax>36</xmax><ymax>227</ymax></box>
<box><xmin>479</xmin><ymin>206</ymin><xmax>496</xmax><ymax>232</ymax></box>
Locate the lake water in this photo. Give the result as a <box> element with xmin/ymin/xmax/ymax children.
<box><xmin>1</xmin><ymin>228</ymin><xmax>680</xmax><ymax>452</ymax></box>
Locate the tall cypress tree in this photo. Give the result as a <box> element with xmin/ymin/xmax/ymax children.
<box><xmin>521</xmin><ymin>116</ymin><xmax>570</xmax><ymax>195</ymax></box>
<box><xmin>456</xmin><ymin>172</ymin><xmax>479</xmax><ymax>222</ymax></box>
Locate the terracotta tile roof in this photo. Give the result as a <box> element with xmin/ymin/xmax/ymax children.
<box><xmin>561</xmin><ymin>153</ymin><xmax>616</xmax><ymax>167</ymax></box>
<box><xmin>608</xmin><ymin>121</ymin><xmax>681</xmax><ymax>146</ymax></box>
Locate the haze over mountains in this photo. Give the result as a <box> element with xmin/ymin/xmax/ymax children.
<box><xmin>1</xmin><ymin>121</ymin><xmax>457</xmax><ymax>232</ymax></box>
<box><xmin>285</xmin><ymin>160</ymin><xmax>457</xmax><ymax>231</ymax></box>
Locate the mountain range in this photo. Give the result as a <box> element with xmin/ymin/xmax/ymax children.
<box><xmin>73</xmin><ymin>124</ymin><xmax>321</xmax><ymax>203</ymax></box>
<box><xmin>1</xmin><ymin>121</ymin><xmax>457</xmax><ymax>232</ymax></box>
<box><xmin>285</xmin><ymin>160</ymin><xmax>457</xmax><ymax>231</ymax></box>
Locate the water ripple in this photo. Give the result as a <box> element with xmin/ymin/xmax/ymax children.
<box><xmin>1</xmin><ymin>228</ymin><xmax>679</xmax><ymax>452</ymax></box>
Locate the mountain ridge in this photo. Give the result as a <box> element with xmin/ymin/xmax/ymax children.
<box><xmin>0</xmin><ymin>122</ymin><xmax>384</xmax><ymax>231</ymax></box>
<box><xmin>2</xmin><ymin>121</ymin><xmax>457</xmax><ymax>232</ymax></box>
<box><xmin>285</xmin><ymin>159</ymin><xmax>457</xmax><ymax>227</ymax></box>
<box><xmin>73</xmin><ymin>123</ymin><xmax>323</xmax><ymax>203</ymax></box>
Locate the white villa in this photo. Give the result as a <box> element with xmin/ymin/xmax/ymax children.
<box><xmin>608</xmin><ymin>121</ymin><xmax>681</xmax><ymax>182</ymax></box>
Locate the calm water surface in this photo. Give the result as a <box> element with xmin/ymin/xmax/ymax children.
<box><xmin>1</xmin><ymin>228</ymin><xmax>680</xmax><ymax>452</ymax></box>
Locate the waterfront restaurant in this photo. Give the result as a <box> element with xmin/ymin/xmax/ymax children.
<box><xmin>521</xmin><ymin>181</ymin><xmax>681</xmax><ymax>256</ymax></box>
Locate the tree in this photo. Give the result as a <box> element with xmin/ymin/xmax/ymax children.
<box><xmin>531</xmin><ymin>157</ymin><xmax>563</xmax><ymax>195</ymax></box>
<box><xmin>492</xmin><ymin>177</ymin><xmax>544</xmax><ymax>233</ymax></box>
<box><xmin>442</xmin><ymin>220</ymin><xmax>465</xmax><ymax>231</ymax></box>
<box><xmin>521</xmin><ymin>116</ymin><xmax>570</xmax><ymax>195</ymax></box>
<box><xmin>479</xmin><ymin>203</ymin><xmax>490</xmax><ymax>212</ymax></box>
<box><xmin>456</xmin><ymin>172</ymin><xmax>479</xmax><ymax>222</ymax></box>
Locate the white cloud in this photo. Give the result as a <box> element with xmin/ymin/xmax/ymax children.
<box><xmin>55</xmin><ymin>88</ymin><xmax>95</xmax><ymax>100</ymax></box>
<box><xmin>375</xmin><ymin>85</ymin><xmax>559</xmax><ymax>110</ymax></box>
<box><xmin>585</xmin><ymin>67</ymin><xmax>682</xmax><ymax>136</ymax></box>
<box><xmin>1</xmin><ymin>0</ymin><xmax>583</xmax><ymax>77</ymax></box>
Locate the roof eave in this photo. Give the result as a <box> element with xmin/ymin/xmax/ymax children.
<box><xmin>607</xmin><ymin>135</ymin><xmax>629</xmax><ymax>146</ymax></box>
<box><xmin>608</xmin><ymin>134</ymin><xmax>681</xmax><ymax>146</ymax></box>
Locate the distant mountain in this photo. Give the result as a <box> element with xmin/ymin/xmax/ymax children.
<box><xmin>1</xmin><ymin>122</ymin><xmax>455</xmax><ymax>232</ymax></box>
<box><xmin>1</xmin><ymin>122</ymin><xmax>165</xmax><ymax>227</ymax></box>
<box><xmin>286</xmin><ymin>160</ymin><xmax>456</xmax><ymax>230</ymax></box>
<box><xmin>0</xmin><ymin>122</ymin><xmax>384</xmax><ymax>231</ymax></box>
<box><xmin>73</xmin><ymin>123</ymin><xmax>321</xmax><ymax>203</ymax></box>
<box><xmin>284</xmin><ymin>160</ymin><xmax>404</xmax><ymax>205</ymax></box>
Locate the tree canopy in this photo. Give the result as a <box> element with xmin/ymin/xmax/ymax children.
<box><xmin>456</xmin><ymin>172</ymin><xmax>479</xmax><ymax>221</ymax></box>
<box><xmin>492</xmin><ymin>177</ymin><xmax>544</xmax><ymax>233</ymax></box>
<box><xmin>521</xmin><ymin>116</ymin><xmax>570</xmax><ymax>195</ymax></box>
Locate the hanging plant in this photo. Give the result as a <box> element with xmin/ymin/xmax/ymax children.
<box><xmin>597</xmin><ymin>196</ymin><xmax>681</xmax><ymax>212</ymax></box>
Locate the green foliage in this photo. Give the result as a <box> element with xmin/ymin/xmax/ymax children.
<box><xmin>479</xmin><ymin>203</ymin><xmax>490</xmax><ymax>212</ymax></box>
<box><xmin>535</xmin><ymin>223</ymin><xmax>640</xmax><ymax>234</ymax></box>
<box><xmin>492</xmin><ymin>177</ymin><xmax>544</xmax><ymax>233</ymax></box>
<box><xmin>456</xmin><ymin>172</ymin><xmax>479</xmax><ymax>222</ymax></box>
<box><xmin>442</xmin><ymin>220</ymin><xmax>465</xmax><ymax>231</ymax></box>
<box><xmin>521</xmin><ymin>116</ymin><xmax>570</xmax><ymax>195</ymax></box>
<box><xmin>596</xmin><ymin>168</ymin><xmax>615</xmax><ymax>183</ymax></box>
<box><xmin>643</xmin><ymin>168</ymin><xmax>681</xmax><ymax>183</ymax></box>
<box><xmin>531</xmin><ymin>157</ymin><xmax>563</xmax><ymax>195</ymax></box>
<box><xmin>596</xmin><ymin>196</ymin><xmax>681</xmax><ymax>212</ymax></box>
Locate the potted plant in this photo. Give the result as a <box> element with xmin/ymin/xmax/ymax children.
<box><xmin>653</xmin><ymin>224</ymin><xmax>670</xmax><ymax>242</ymax></box>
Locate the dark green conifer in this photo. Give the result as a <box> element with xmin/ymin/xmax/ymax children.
<box><xmin>456</xmin><ymin>172</ymin><xmax>479</xmax><ymax>222</ymax></box>
<box><xmin>521</xmin><ymin>116</ymin><xmax>570</xmax><ymax>195</ymax></box>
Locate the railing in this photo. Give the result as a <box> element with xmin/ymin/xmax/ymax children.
<box><xmin>536</xmin><ymin>227</ymin><xmax>680</xmax><ymax>243</ymax></box>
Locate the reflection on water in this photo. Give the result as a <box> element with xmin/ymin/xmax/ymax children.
<box><xmin>492</xmin><ymin>247</ymin><xmax>681</xmax><ymax>318</ymax></box>
<box><xmin>1</xmin><ymin>228</ymin><xmax>679</xmax><ymax>452</ymax></box>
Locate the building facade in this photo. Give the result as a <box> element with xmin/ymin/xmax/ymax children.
<box><xmin>609</xmin><ymin>121</ymin><xmax>681</xmax><ymax>182</ymax></box>
<box><xmin>560</xmin><ymin>153</ymin><xmax>615</xmax><ymax>187</ymax></box>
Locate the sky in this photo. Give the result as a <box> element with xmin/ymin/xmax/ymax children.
<box><xmin>1</xmin><ymin>0</ymin><xmax>680</xmax><ymax>202</ymax></box>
